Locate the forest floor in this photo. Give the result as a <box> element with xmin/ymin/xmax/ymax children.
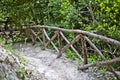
<box><xmin>12</xmin><ymin>43</ymin><xmax>115</xmax><ymax>80</ymax></box>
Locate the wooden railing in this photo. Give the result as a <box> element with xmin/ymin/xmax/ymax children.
<box><xmin>30</xmin><ymin>25</ymin><xmax>120</xmax><ymax>79</ymax></box>
<box><xmin>0</xmin><ymin>25</ymin><xmax>120</xmax><ymax>79</ymax></box>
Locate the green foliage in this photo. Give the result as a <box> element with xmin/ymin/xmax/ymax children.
<box><xmin>95</xmin><ymin>0</ymin><xmax>120</xmax><ymax>40</ymax></box>
<box><xmin>0</xmin><ymin>38</ymin><xmax>14</xmax><ymax>53</ymax></box>
<box><xmin>20</xmin><ymin>57</ymin><xmax>28</xmax><ymax>65</ymax></box>
<box><xmin>16</xmin><ymin>66</ymin><xmax>27</xmax><ymax>80</ymax></box>
<box><xmin>65</xmin><ymin>49</ymin><xmax>78</xmax><ymax>60</ymax></box>
<box><xmin>101</xmin><ymin>66</ymin><xmax>108</xmax><ymax>75</ymax></box>
<box><xmin>88</xmin><ymin>53</ymin><xmax>101</xmax><ymax>63</ymax></box>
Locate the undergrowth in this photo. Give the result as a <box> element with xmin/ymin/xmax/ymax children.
<box><xmin>0</xmin><ymin>38</ymin><xmax>28</xmax><ymax>80</ymax></box>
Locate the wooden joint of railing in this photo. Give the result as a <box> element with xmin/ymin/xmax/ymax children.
<box><xmin>57</xmin><ymin>34</ymin><xmax>82</xmax><ymax>58</ymax></box>
<box><xmin>59</xmin><ymin>32</ymin><xmax>83</xmax><ymax>61</ymax></box>
<box><xmin>30</xmin><ymin>29</ymin><xmax>43</xmax><ymax>44</ymax></box>
<box><xmin>43</xmin><ymin>29</ymin><xmax>59</xmax><ymax>52</ymax></box>
<box><xmin>45</xmin><ymin>31</ymin><xmax>59</xmax><ymax>47</ymax></box>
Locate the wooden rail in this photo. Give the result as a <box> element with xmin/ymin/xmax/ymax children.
<box><xmin>32</xmin><ymin>25</ymin><xmax>120</xmax><ymax>47</ymax></box>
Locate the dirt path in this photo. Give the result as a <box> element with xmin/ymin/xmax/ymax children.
<box><xmin>13</xmin><ymin>43</ymin><xmax>111</xmax><ymax>80</ymax></box>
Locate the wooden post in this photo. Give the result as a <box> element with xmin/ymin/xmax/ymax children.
<box><xmin>57</xmin><ymin>31</ymin><xmax>62</xmax><ymax>58</ymax></box>
<box><xmin>81</xmin><ymin>35</ymin><xmax>88</xmax><ymax>69</ymax></box>
<box><xmin>42</xmin><ymin>28</ymin><xmax>46</xmax><ymax>50</ymax></box>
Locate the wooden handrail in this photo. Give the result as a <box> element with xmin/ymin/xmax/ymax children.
<box><xmin>32</xmin><ymin>25</ymin><xmax>120</xmax><ymax>47</ymax></box>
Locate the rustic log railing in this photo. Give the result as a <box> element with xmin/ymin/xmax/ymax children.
<box><xmin>30</xmin><ymin>25</ymin><xmax>120</xmax><ymax>79</ymax></box>
<box><xmin>0</xmin><ymin>25</ymin><xmax>120</xmax><ymax>79</ymax></box>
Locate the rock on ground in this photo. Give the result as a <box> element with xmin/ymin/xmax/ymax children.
<box><xmin>0</xmin><ymin>45</ymin><xmax>20</xmax><ymax>80</ymax></box>
<box><xmin>0</xmin><ymin>44</ymin><xmax>43</xmax><ymax>80</ymax></box>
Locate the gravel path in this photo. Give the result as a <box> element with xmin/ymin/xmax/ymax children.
<box><xmin>13</xmin><ymin>43</ymin><xmax>113</xmax><ymax>80</ymax></box>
